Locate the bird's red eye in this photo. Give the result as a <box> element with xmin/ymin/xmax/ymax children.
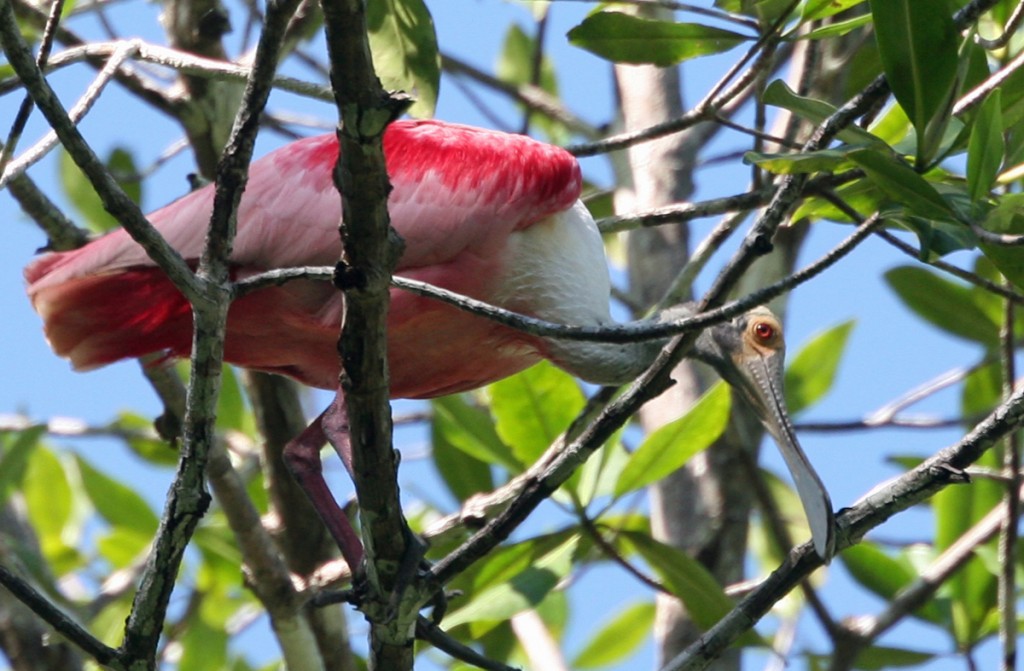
<box><xmin>753</xmin><ymin>321</ymin><xmax>774</xmax><ymax>341</ymax></box>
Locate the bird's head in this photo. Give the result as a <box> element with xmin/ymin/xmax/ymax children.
<box><xmin>693</xmin><ymin>306</ymin><xmax>835</xmax><ymax>560</ymax></box>
<box><xmin>693</xmin><ymin>306</ymin><xmax>787</xmax><ymax>420</ymax></box>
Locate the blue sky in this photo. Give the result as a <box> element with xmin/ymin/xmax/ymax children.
<box><xmin>0</xmin><ymin>1</ymin><xmax>1004</xmax><ymax>669</ymax></box>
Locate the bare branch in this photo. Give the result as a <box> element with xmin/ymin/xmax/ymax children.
<box><xmin>661</xmin><ymin>382</ymin><xmax>1024</xmax><ymax>671</ymax></box>
<box><xmin>442</xmin><ymin>53</ymin><xmax>596</xmax><ymax>138</ymax></box>
<box><xmin>318</xmin><ymin>0</ymin><xmax>421</xmax><ymax>668</ymax></box>
<box><xmin>118</xmin><ymin>0</ymin><xmax>302</xmax><ymax>662</ymax></box>
<box><xmin>0</xmin><ymin>8</ymin><xmax>203</xmax><ymax>300</ymax></box>
<box><xmin>0</xmin><ymin>565</ymin><xmax>120</xmax><ymax>670</ymax></box>
<box><xmin>0</xmin><ymin>40</ymin><xmax>333</xmax><ymax>102</ymax></box>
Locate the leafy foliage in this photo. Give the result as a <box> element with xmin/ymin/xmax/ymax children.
<box><xmin>6</xmin><ymin>0</ymin><xmax>1024</xmax><ymax>669</ymax></box>
<box><xmin>568</xmin><ymin>12</ymin><xmax>750</xmax><ymax>66</ymax></box>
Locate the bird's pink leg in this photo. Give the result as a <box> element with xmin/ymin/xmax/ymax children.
<box><xmin>283</xmin><ymin>393</ymin><xmax>364</xmax><ymax>572</ymax></box>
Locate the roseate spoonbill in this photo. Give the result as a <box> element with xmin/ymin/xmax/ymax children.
<box><xmin>24</xmin><ymin>119</ymin><xmax>834</xmax><ymax>562</ymax></box>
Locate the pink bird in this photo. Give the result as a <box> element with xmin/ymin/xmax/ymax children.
<box><xmin>25</xmin><ymin>119</ymin><xmax>834</xmax><ymax>565</ymax></box>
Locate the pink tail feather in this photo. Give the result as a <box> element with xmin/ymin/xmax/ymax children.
<box><xmin>27</xmin><ymin>264</ymin><xmax>193</xmax><ymax>370</ymax></box>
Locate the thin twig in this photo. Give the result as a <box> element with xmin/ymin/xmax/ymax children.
<box><xmin>1</xmin><ymin>41</ymin><xmax>139</xmax><ymax>190</ymax></box>
<box><xmin>0</xmin><ymin>0</ymin><xmax>65</xmax><ymax>173</ymax></box>
<box><xmin>3</xmin><ymin>164</ymin><xmax>87</xmax><ymax>250</ymax></box>
<box><xmin>441</xmin><ymin>53</ymin><xmax>596</xmax><ymax>138</ymax></box>
<box><xmin>595</xmin><ymin>172</ymin><xmax>852</xmax><ymax>234</ymax></box>
<box><xmin>998</xmin><ymin>290</ymin><xmax>1020</xmax><ymax>671</ymax></box>
<box><xmin>0</xmin><ymin>39</ymin><xmax>334</xmax><ymax>103</ymax></box>
<box><xmin>846</xmin><ymin>483</ymin><xmax>1024</xmax><ymax>643</ymax></box>
<box><xmin>796</xmin><ymin>415</ymin><xmax>975</xmax><ymax>432</ymax></box>
<box><xmin>662</xmin><ymin>381</ymin><xmax>1024</xmax><ymax>671</ymax></box>
<box><xmin>0</xmin><ymin>566</ymin><xmax>121</xmax><ymax>669</ymax></box>
<box><xmin>10</xmin><ymin>0</ymin><xmax>177</xmax><ymax>115</ymax></box>
<box><xmin>971</xmin><ymin>222</ymin><xmax>1024</xmax><ymax>246</ymax></box>
<box><xmin>874</xmin><ymin>228</ymin><xmax>1024</xmax><ymax>306</ymax></box>
<box><xmin>416</xmin><ymin>617</ymin><xmax>519</xmax><ymax>671</ymax></box>
<box><xmin>518</xmin><ymin>10</ymin><xmax>549</xmax><ymax>135</ymax></box>
<box><xmin>551</xmin><ymin>0</ymin><xmax>760</xmax><ymax>29</ymax></box>
<box><xmin>234</xmin><ymin>210</ymin><xmax>880</xmax><ymax>351</ymax></box>
<box><xmin>0</xmin><ymin>17</ymin><xmax>202</xmax><ymax>300</ymax></box>
<box><xmin>118</xmin><ymin>0</ymin><xmax>302</xmax><ymax>663</ymax></box>
<box><xmin>954</xmin><ymin>41</ymin><xmax>1024</xmax><ymax>116</ymax></box>
<box><xmin>975</xmin><ymin>0</ymin><xmax>1024</xmax><ymax>49</ymax></box>
<box><xmin>579</xmin><ymin>515</ymin><xmax>669</xmax><ymax>594</ymax></box>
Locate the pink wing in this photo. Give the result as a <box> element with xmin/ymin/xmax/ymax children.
<box><xmin>25</xmin><ymin>120</ymin><xmax>582</xmax><ymax>394</ymax></box>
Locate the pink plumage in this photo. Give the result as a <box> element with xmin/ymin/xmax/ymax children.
<box><xmin>25</xmin><ymin>120</ymin><xmax>602</xmax><ymax>398</ymax></box>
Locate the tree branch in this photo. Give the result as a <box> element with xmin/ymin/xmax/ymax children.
<box><xmin>662</xmin><ymin>380</ymin><xmax>1024</xmax><ymax>671</ymax></box>
<box><xmin>118</xmin><ymin>0</ymin><xmax>301</xmax><ymax>664</ymax></box>
<box><xmin>318</xmin><ymin>1</ymin><xmax>419</xmax><ymax>669</ymax></box>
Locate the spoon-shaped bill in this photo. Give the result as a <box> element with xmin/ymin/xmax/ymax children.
<box><xmin>742</xmin><ymin>350</ymin><xmax>836</xmax><ymax>561</ymax></box>
<box><xmin>696</xmin><ymin>307</ymin><xmax>836</xmax><ymax>561</ymax></box>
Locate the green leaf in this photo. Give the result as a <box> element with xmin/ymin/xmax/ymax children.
<box><xmin>75</xmin><ymin>456</ymin><xmax>159</xmax><ymax>535</ymax></box>
<box><xmin>91</xmin><ymin>598</ymin><xmax>134</xmax><ymax>649</ymax></box>
<box><xmin>431</xmin><ymin>396</ymin><xmax>519</xmax><ymax>472</ymax></box>
<box><xmin>867</xmin><ymin>98</ymin><xmax>913</xmax><ymax>147</ymax></box>
<box><xmin>784</xmin><ymin>320</ymin><xmax>854</xmax><ymax>415</ymax></box>
<box><xmin>463</xmin><ymin>532</ymin><xmax>574</xmax><ymax>593</ymax></box>
<box><xmin>962</xmin><ymin>361</ymin><xmax>1000</xmax><ymax>421</ymax></box>
<box><xmin>868</xmin><ymin>0</ymin><xmax>959</xmax><ymax>164</ymax></box>
<box><xmin>0</xmin><ymin>427</ymin><xmax>43</xmax><ymax>507</ymax></box>
<box><xmin>366</xmin><ymin>0</ymin><xmax>440</xmax><ymax>118</ymax></box>
<box><xmin>997</xmin><ymin>54</ymin><xmax>1024</xmax><ymax>133</ymax></box>
<box><xmin>840</xmin><ymin>542</ymin><xmax>944</xmax><ymax>623</ymax></box>
<box><xmin>115</xmin><ymin>412</ymin><xmax>179</xmax><ymax>466</ymax></box>
<box><xmin>620</xmin><ymin>531</ymin><xmax>739</xmax><ymax>633</ymax></box>
<box><xmin>97</xmin><ymin>527</ymin><xmax>151</xmax><ymax>568</ymax></box>
<box><xmin>751</xmin><ymin>470</ymin><xmax>831</xmax><ymax>564</ymax></box>
<box><xmin>23</xmin><ymin>447</ymin><xmax>75</xmax><ymax>566</ymax></box>
<box><xmin>568</xmin><ymin>12</ymin><xmax>750</xmax><ymax>67</ymax></box>
<box><xmin>574</xmin><ymin>438</ymin><xmax>630</xmax><ymax>507</ymax></box>
<box><xmin>799</xmin><ymin>13</ymin><xmax>871</xmax><ymax>40</ymax></box>
<box><xmin>216</xmin><ymin>365</ymin><xmax>251</xmax><ymax>434</ymax></box>
<box><xmin>432</xmin><ymin>406</ymin><xmax>494</xmax><ymax>501</ymax></box>
<box><xmin>884</xmin><ymin>266</ymin><xmax>999</xmax><ymax>345</ymax></box>
<box><xmin>497</xmin><ymin>24</ymin><xmax>567</xmax><ymax>145</ymax></box>
<box><xmin>847</xmin><ymin>149</ymin><xmax>957</xmax><ymax>221</ymax></box>
<box><xmin>933</xmin><ymin>472</ymin><xmax>1000</xmax><ymax>643</ymax></box>
<box><xmin>738</xmin><ymin>0</ymin><xmax>787</xmax><ymax>23</ymax></box>
<box><xmin>194</xmin><ymin>522</ymin><xmax>246</xmax><ymax>588</ymax></box>
<box><xmin>896</xmin><ymin>215</ymin><xmax>978</xmax><ymax>261</ymax></box>
<box><xmin>107</xmin><ymin>148</ymin><xmax>141</xmax><ymax>206</ymax></box>
<box><xmin>179</xmin><ymin>614</ymin><xmax>229</xmax><ymax>671</ymax></box>
<box><xmin>488</xmin><ymin>362</ymin><xmax>584</xmax><ymax>465</ymax></box>
<box><xmin>967</xmin><ymin>90</ymin><xmax>1004</xmax><ymax>203</ymax></box>
<box><xmin>614</xmin><ymin>383</ymin><xmax>730</xmax><ymax>497</ymax></box>
<box><xmin>572</xmin><ymin>602</ymin><xmax>655</xmax><ymax>669</ymax></box>
<box><xmin>59</xmin><ymin>146</ymin><xmax>141</xmax><ymax>233</ymax></box>
<box><xmin>934</xmin><ymin>364</ymin><xmax>1001</xmax><ymax>644</ymax></box>
<box><xmin>791</xmin><ymin>179</ymin><xmax>885</xmax><ymax>223</ymax></box>
<box><xmin>852</xmin><ymin>646</ymin><xmax>936</xmax><ymax>669</ymax></box>
<box><xmin>801</xmin><ymin>0</ymin><xmax>867</xmax><ymax>21</ymax></box>
<box><xmin>979</xmin><ymin>194</ymin><xmax>1024</xmax><ymax>291</ymax></box>
<box><xmin>762</xmin><ymin>81</ymin><xmax>882</xmax><ymax>146</ymax></box>
<box><xmin>743</xmin><ymin>147</ymin><xmax>860</xmax><ymax>175</ymax></box>
<box><xmin>916</xmin><ymin>213</ymin><xmax>980</xmax><ymax>260</ymax></box>
<box><xmin>443</xmin><ymin>534</ymin><xmax>578</xmax><ymax>633</ymax></box>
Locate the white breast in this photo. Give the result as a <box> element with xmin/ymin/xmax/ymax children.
<box><xmin>496</xmin><ymin>200</ymin><xmax>613</xmax><ymax>326</ymax></box>
<box><xmin>496</xmin><ymin>201</ymin><xmax>665</xmax><ymax>385</ymax></box>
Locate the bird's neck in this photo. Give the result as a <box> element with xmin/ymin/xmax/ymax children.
<box><xmin>544</xmin><ymin>335</ymin><xmax>668</xmax><ymax>386</ymax></box>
